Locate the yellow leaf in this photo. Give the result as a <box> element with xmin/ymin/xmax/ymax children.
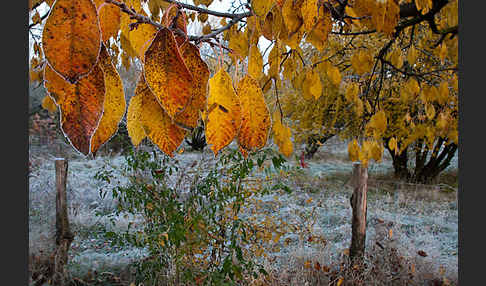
<box><xmin>205</xmin><ymin>69</ymin><xmax>241</xmax><ymax>155</ymax></box>
<box><xmin>267</xmin><ymin>41</ymin><xmax>282</xmax><ymax>79</ymax></box>
<box><xmin>415</xmin><ymin>0</ymin><xmax>433</xmax><ymax>15</ymax></box>
<box><xmin>348</xmin><ymin>139</ymin><xmax>360</xmax><ymax>162</ymax></box>
<box><xmin>352</xmin><ymin>50</ymin><xmax>373</xmax><ymax>75</ymax></box>
<box><xmin>306</xmin><ymin>5</ymin><xmax>331</xmax><ymax>51</ymax></box>
<box><xmin>282</xmin><ymin>0</ymin><xmax>303</xmax><ymax>35</ymax></box>
<box><xmin>388</xmin><ymin>137</ymin><xmax>397</xmax><ymax>152</ymax></box>
<box><xmin>345</xmin><ymin>82</ymin><xmax>359</xmax><ymax>103</ymax></box>
<box><xmin>198</xmin><ymin>12</ymin><xmax>208</xmax><ymax>23</ymax></box>
<box><xmin>126</xmin><ymin>93</ymin><xmax>146</xmax><ymax>147</ymax></box>
<box><xmin>390</xmin><ymin>48</ymin><xmax>403</xmax><ymax>69</ymax></box>
<box><xmin>90</xmin><ymin>45</ymin><xmax>126</xmax><ymax>155</ymax></box>
<box><xmin>252</xmin><ymin>0</ymin><xmax>274</xmax><ymax>17</ymax></box>
<box><xmin>371</xmin><ymin>1</ymin><xmax>385</xmax><ymax>33</ymax></box>
<box><xmin>327</xmin><ymin>65</ymin><xmax>341</xmax><ymax>86</ymax></box>
<box><xmin>425</xmin><ymin>103</ymin><xmax>436</xmax><ymax>120</ymax></box>
<box><xmin>237</xmin><ymin>75</ymin><xmax>271</xmax><ymax>151</ymax></box>
<box><xmin>355</xmin><ymin>98</ymin><xmax>364</xmax><ymax>116</ymax></box>
<box><xmin>439</xmin><ymin>42</ymin><xmax>447</xmax><ymax>63</ymax></box>
<box><xmin>337</xmin><ymin>277</ymin><xmax>344</xmax><ymax>286</ymax></box>
<box><xmin>381</xmin><ymin>0</ymin><xmax>399</xmax><ymax>36</ymax></box>
<box><xmin>248</xmin><ymin>44</ymin><xmax>264</xmax><ymax>80</ymax></box>
<box><xmin>135</xmin><ymin>75</ymin><xmax>187</xmax><ymax>157</ymax></box>
<box><xmin>228</xmin><ymin>29</ymin><xmax>249</xmax><ymax>60</ymax></box>
<box><xmin>129</xmin><ymin>22</ymin><xmax>157</xmax><ymax>62</ymax></box>
<box><xmin>144</xmin><ymin>27</ymin><xmax>193</xmax><ymax>119</ymax></box>
<box><xmin>303</xmin><ymin>68</ymin><xmax>322</xmax><ymax>100</ymax></box>
<box><xmin>42</xmin><ymin>0</ymin><xmax>101</xmax><ymax>83</ymax></box>
<box><xmin>370</xmin><ymin>140</ymin><xmax>383</xmax><ymax>162</ymax></box>
<box><xmin>407</xmin><ymin>45</ymin><xmax>418</xmax><ymax>66</ymax></box>
<box><xmin>202</xmin><ymin>24</ymin><xmax>212</xmax><ymax>35</ymax></box>
<box><xmin>272</xmin><ymin>111</ymin><xmax>293</xmax><ymax>157</ymax></box>
<box><xmin>301</xmin><ymin>0</ymin><xmax>318</xmax><ymax>32</ymax></box>
<box><xmin>438</xmin><ymin>81</ymin><xmax>449</xmax><ymax>104</ymax></box>
<box><xmin>41</xmin><ymin>95</ymin><xmax>57</xmax><ymax>113</ymax></box>
<box><xmin>369</xmin><ymin>110</ymin><xmax>387</xmax><ymax>139</ymax></box>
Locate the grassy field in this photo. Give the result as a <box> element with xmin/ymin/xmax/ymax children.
<box><xmin>28</xmin><ymin>135</ymin><xmax>458</xmax><ymax>285</ymax></box>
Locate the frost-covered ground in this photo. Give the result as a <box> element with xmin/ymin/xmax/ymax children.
<box><xmin>28</xmin><ymin>138</ymin><xmax>458</xmax><ymax>284</ymax></box>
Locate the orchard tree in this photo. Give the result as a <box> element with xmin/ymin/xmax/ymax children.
<box><xmin>28</xmin><ymin>0</ymin><xmax>458</xmax><ymax>182</ymax></box>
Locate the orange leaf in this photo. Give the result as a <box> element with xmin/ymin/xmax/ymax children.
<box><xmin>42</xmin><ymin>0</ymin><xmax>101</xmax><ymax>83</ymax></box>
<box><xmin>90</xmin><ymin>45</ymin><xmax>126</xmax><ymax>155</ymax></box>
<box><xmin>144</xmin><ymin>27</ymin><xmax>193</xmax><ymax>119</ymax></box>
<box><xmin>174</xmin><ymin>42</ymin><xmax>210</xmax><ymax>129</ymax></box>
<box><xmin>97</xmin><ymin>2</ymin><xmax>121</xmax><ymax>43</ymax></box>
<box><xmin>44</xmin><ymin>63</ymin><xmax>105</xmax><ymax>155</ymax></box>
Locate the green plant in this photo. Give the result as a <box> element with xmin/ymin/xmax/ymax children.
<box><xmin>95</xmin><ymin>147</ymin><xmax>291</xmax><ymax>285</ymax></box>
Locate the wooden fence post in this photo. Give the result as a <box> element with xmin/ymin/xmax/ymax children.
<box><xmin>53</xmin><ymin>158</ymin><xmax>74</xmax><ymax>285</ymax></box>
<box><xmin>349</xmin><ymin>162</ymin><xmax>368</xmax><ymax>263</ymax></box>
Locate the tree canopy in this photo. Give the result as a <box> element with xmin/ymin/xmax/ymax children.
<box><xmin>28</xmin><ymin>0</ymin><xmax>458</xmax><ymax>177</ymax></box>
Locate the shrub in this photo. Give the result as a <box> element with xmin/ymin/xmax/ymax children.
<box><xmin>95</xmin><ymin>147</ymin><xmax>290</xmax><ymax>285</ymax></box>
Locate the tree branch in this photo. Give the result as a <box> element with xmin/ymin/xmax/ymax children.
<box><xmin>104</xmin><ymin>0</ymin><xmax>248</xmax><ymax>44</ymax></box>
<box><xmin>161</xmin><ymin>0</ymin><xmax>251</xmax><ymax>19</ymax></box>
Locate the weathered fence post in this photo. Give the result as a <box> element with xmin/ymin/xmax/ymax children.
<box><xmin>53</xmin><ymin>158</ymin><xmax>74</xmax><ymax>285</ymax></box>
<box><xmin>349</xmin><ymin>162</ymin><xmax>368</xmax><ymax>263</ymax></box>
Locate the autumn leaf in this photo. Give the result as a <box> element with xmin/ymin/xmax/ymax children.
<box><xmin>272</xmin><ymin>111</ymin><xmax>293</xmax><ymax>157</ymax></box>
<box><xmin>42</xmin><ymin>0</ymin><xmax>101</xmax><ymax>83</ymax></box>
<box><xmin>174</xmin><ymin>42</ymin><xmax>210</xmax><ymax>129</ymax></box>
<box><xmin>134</xmin><ymin>75</ymin><xmax>187</xmax><ymax>156</ymax></box>
<box><xmin>306</xmin><ymin>5</ymin><xmax>331</xmax><ymax>51</ymax></box>
<box><xmin>345</xmin><ymin>82</ymin><xmax>359</xmax><ymax>103</ymax></box>
<box><xmin>252</xmin><ymin>0</ymin><xmax>274</xmax><ymax>17</ymax></box>
<box><xmin>90</xmin><ymin>44</ymin><xmax>126</xmax><ymax>155</ymax></box>
<box><xmin>128</xmin><ymin>22</ymin><xmax>158</xmax><ymax>62</ymax></box>
<box><xmin>144</xmin><ymin>27</ymin><xmax>193</xmax><ymax>119</ymax></box>
<box><xmin>301</xmin><ymin>0</ymin><xmax>318</xmax><ymax>32</ymax></box>
<box><xmin>407</xmin><ymin>45</ymin><xmax>418</xmax><ymax>66</ymax></box>
<box><xmin>97</xmin><ymin>1</ymin><xmax>121</xmax><ymax>43</ymax></box>
<box><xmin>368</xmin><ymin>110</ymin><xmax>387</xmax><ymax>139</ymax></box>
<box><xmin>388</xmin><ymin>137</ymin><xmax>397</xmax><ymax>153</ymax></box>
<box><xmin>205</xmin><ymin>69</ymin><xmax>241</xmax><ymax>155</ymax></box>
<box><xmin>348</xmin><ymin>139</ymin><xmax>360</xmax><ymax>162</ymax></box>
<box><xmin>248</xmin><ymin>44</ymin><xmax>264</xmax><ymax>80</ymax></box>
<box><xmin>126</xmin><ymin>92</ymin><xmax>146</xmax><ymax>147</ymax></box>
<box><xmin>425</xmin><ymin>103</ymin><xmax>436</xmax><ymax>120</ymax></box>
<box><xmin>352</xmin><ymin>50</ymin><xmax>373</xmax><ymax>76</ymax></box>
<box><xmin>327</xmin><ymin>65</ymin><xmax>341</xmax><ymax>86</ymax></box>
<box><xmin>44</xmin><ymin>63</ymin><xmax>105</xmax><ymax>155</ymax></box>
<box><xmin>237</xmin><ymin>75</ymin><xmax>271</xmax><ymax>151</ymax></box>
<box><xmin>303</xmin><ymin>68</ymin><xmax>322</xmax><ymax>100</ymax></box>
<box><xmin>41</xmin><ymin>95</ymin><xmax>57</xmax><ymax>113</ymax></box>
<box><xmin>282</xmin><ymin>0</ymin><xmax>303</xmax><ymax>32</ymax></box>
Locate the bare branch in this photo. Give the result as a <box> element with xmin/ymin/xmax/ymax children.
<box><xmin>161</xmin><ymin>0</ymin><xmax>251</xmax><ymax>19</ymax></box>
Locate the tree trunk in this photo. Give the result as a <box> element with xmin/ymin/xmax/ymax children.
<box><xmin>349</xmin><ymin>163</ymin><xmax>368</xmax><ymax>263</ymax></box>
<box><xmin>52</xmin><ymin>158</ymin><xmax>74</xmax><ymax>285</ymax></box>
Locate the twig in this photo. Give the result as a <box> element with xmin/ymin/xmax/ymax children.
<box><xmin>161</xmin><ymin>0</ymin><xmax>251</xmax><ymax>19</ymax></box>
